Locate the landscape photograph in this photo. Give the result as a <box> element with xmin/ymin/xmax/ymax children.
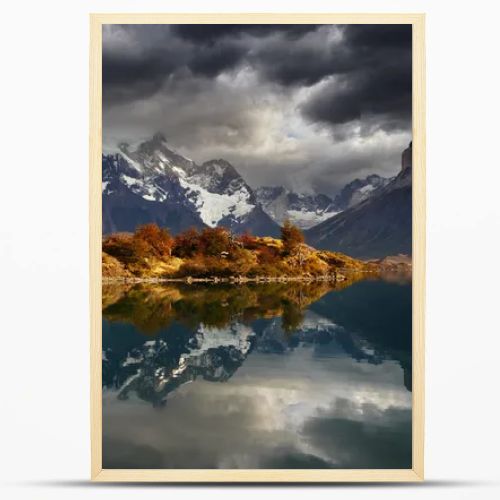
<box><xmin>100</xmin><ymin>22</ymin><xmax>413</xmax><ymax>470</ymax></box>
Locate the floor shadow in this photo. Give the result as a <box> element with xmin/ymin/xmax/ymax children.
<box><xmin>18</xmin><ymin>479</ymin><xmax>496</xmax><ymax>489</ymax></box>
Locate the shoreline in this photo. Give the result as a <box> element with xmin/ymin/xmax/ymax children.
<box><xmin>101</xmin><ymin>269</ymin><xmax>389</xmax><ymax>285</ymax></box>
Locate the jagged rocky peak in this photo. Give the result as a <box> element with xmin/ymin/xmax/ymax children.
<box><xmin>255</xmin><ymin>186</ymin><xmax>337</xmax><ymax>229</ymax></box>
<box><xmin>152</xmin><ymin>132</ymin><xmax>167</xmax><ymax>144</ymax></box>
<box><xmin>194</xmin><ymin>159</ymin><xmax>249</xmax><ymax>194</ymax></box>
<box><xmin>117</xmin><ymin>133</ymin><xmax>195</xmax><ymax>175</ymax></box>
<box><xmin>401</xmin><ymin>141</ymin><xmax>412</xmax><ymax>172</ymax></box>
<box><xmin>102</xmin><ymin>153</ymin><xmax>129</xmax><ymax>174</ymax></box>
<box><xmin>102</xmin><ymin>133</ymin><xmax>280</xmax><ymax>235</ymax></box>
<box><xmin>255</xmin><ymin>186</ymin><xmax>287</xmax><ymax>202</ymax></box>
<box><xmin>135</xmin><ymin>132</ymin><xmax>171</xmax><ymax>156</ymax></box>
<box><xmin>202</xmin><ymin>158</ymin><xmax>236</xmax><ymax>173</ymax></box>
<box><xmin>332</xmin><ymin>173</ymin><xmax>391</xmax><ymax>212</ymax></box>
<box><xmin>118</xmin><ymin>132</ymin><xmax>166</xmax><ymax>153</ymax></box>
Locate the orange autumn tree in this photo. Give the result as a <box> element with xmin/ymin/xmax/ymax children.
<box><xmin>172</xmin><ymin>227</ymin><xmax>202</xmax><ymax>258</ymax></box>
<box><xmin>239</xmin><ymin>230</ymin><xmax>258</xmax><ymax>250</ymax></box>
<box><xmin>281</xmin><ymin>219</ymin><xmax>304</xmax><ymax>255</ymax></box>
<box><xmin>199</xmin><ymin>227</ymin><xmax>231</xmax><ymax>256</ymax></box>
<box><xmin>132</xmin><ymin>223</ymin><xmax>174</xmax><ymax>259</ymax></box>
<box><xmin>103</xmin><ymin>232</ymin><xmax>135</xmax><ymax>262</ymax></box>
<box><xmin>173</xmin><ymin>227</ymin><xmax>233</xmax><ymax>258</ymax></box>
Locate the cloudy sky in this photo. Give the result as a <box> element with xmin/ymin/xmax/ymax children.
<box><xmin>103</xmin><ymin>24</ymin><xmax>412</xmax><ymax>195</ymax></box>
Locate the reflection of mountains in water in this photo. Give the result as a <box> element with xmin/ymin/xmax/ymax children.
<box><xmin>103</xmin><ymin>280</ymin><xmax>412</xmax><ymax>406</ymax></box>
<box><xmin>105</xmin><ymin>323</ymin><xmax>255</xmax><ymax>407</ymax></box>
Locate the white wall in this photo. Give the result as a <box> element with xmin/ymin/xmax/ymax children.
<box><xmin>1</xmin><ymin>1</ymin><xmax>499</xmax><ymax>499</ymax></box>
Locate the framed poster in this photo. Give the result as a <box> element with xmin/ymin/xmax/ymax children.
<box><xmin>90</xmin><ymin>13</ymin><xmax>425</xmax><ymax>482</ymax></box>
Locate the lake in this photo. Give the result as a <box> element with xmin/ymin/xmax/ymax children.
<box><xmin>102</xmin><ymin>278</ymin><xmax>412</xmax><ymax>469</ymax></box>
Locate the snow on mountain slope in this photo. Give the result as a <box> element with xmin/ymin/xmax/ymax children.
<box><xmin>255</xmin><ymin>186</ymin><xmax>338</xmax><ymax>229</ymax></box>
<box><xmin>285</xmin><ymin>208</ymin><xmax>338</xmax><ymax>228</ymax></box>
<box><xmin>172</xmin><ymin>165</ymin><xmax>254</xmax><ymax>227</ymax></box>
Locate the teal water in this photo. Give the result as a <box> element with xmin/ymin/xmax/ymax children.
<box><xmin>102</xmin><ymin>279</ymin><xmax>412</xmax><ymax>469</ymax></box>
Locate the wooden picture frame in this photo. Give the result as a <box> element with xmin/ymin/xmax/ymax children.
<box><xmin>90</xmin><ymin>12</ymin><xmax>425</xmax><ymax>482</ymax></box>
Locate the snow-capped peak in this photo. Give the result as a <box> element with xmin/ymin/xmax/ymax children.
<box><xmin>102</xmin><ymin>134</ymin><xmax>279</xmax><ymax>235</ymax></box>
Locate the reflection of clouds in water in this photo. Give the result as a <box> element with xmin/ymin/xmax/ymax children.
<box><xmin>103</xmin><ymin>342</ymin><xmax>411</xmax><ymax>469</ymax></box>
<box><xmin>300</xmin><ymin>399</ymin><xmax>412</xmax><ymax>468</ymax></box>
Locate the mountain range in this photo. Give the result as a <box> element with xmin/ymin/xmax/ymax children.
<box><xmin>102</xmin><ymin>134</ymin><xmax>412</xmax><ymax>258</ymax></box>
<box><xmin>255</xmin><ymin>174</ymin><xmax>390</xmax><ymax>229</ymax></box>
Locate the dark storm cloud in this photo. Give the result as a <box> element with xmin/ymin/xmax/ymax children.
<box><xmin>303</xmin><ymin>64</ymin><xmax>411</xmax><ymax>136</ymax></box>
<box><xmin>103</xmin><ymin>23</ymin><xmax>412</xmax><ymax>194</ymax></box>
<box><xmin>171</xmin><ymin>24</ymin><xmax>320</xmax><ymax>43</ymax></box>
<box><xmin>346</xmin><ymin>24</ymin><xmax>412</xmax><ymax>47</ymax></box>
<box><xmin>103</xmin><ymin>49</ymin><xmax>176</xmax><ymax>104</ymax></box>
<box><xmin>252</xmin><ymin>32</ymin><xmax>352</xmax><ymax>87</ymax></box>
<box><xmin>103</xmin><ymin>24</ymin><xmax>411</xmax><ymax>131</ymax></box>
<box><xmin>255</xmin><ymin>24</ymin><xmax>411</xmax><ymax>133</ymax></box>
<box><xmin>302</xmin><ymin>25</ymin><xmax>412</xmax><ymax>135</ymax></box>
<box><xmin>102</xmin><ymin>25</ymin><xmax>319</xmax><ymax>102</ymax></box>
<box><xmin>102</xmin><ymin>25</ymin><xmax>249</xmax><ymax>103</ymax></box>
<box><xmin>187</xmin><ymin>41</ymin><xmax>247</xmax><ymax>77</ymax></box>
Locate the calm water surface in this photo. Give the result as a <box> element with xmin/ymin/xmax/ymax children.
<box><xmin>102</xmin><ymin>278</ymin><xmax>412</xmax><ymax>469</ymax></box>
